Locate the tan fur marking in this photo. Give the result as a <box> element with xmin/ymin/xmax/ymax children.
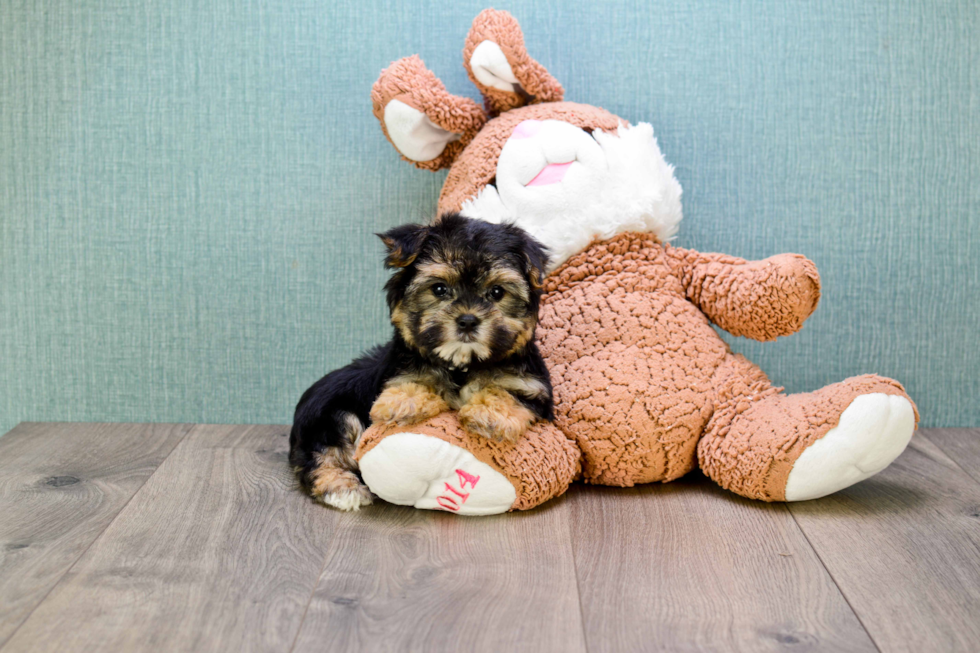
<box><xmin>415</xmin><ymin>261</ymin><xmax>460</xmax><ymax>286</ymax></box>
<box><xmin>390</xmin><ymin>302</ymin><xmax>416</xmax><ymax>347</ymax></box>
<box><xmin>502</xmin><ymin>316</ymin><xmax>536</xmax><ymax>358</ymax></box>
<box><xmin>484</xmin><ymin>266</ymin><xmax>525</xmax><ymax>288</ymax></box>
<box><xmin>340</xmin><ymin>412</ymin><xmax>365</xmax><ymax>462</ymax></box>
<box><xmin>526</xmin><ymin>262</ymin><xmax>542</xmax><ymax>290</ymax></box>
<box><xmin>459</xmin><ymin>386</ymin><xmax>536</xmax><ymax>442</ymax></box>
<box><xmin>370</xmin><ymin>381</ymin><xmax>450</xmax><ymax>426</ymax></box>
<box><xmin>492</xmin><ymin>374</ymin><xmax>548</xmax><ymax>399</ymax></box>
<box><xmin>460</xmin><ymin>371</ymin><xmax>548</xmax><ymax>405</ymax></box>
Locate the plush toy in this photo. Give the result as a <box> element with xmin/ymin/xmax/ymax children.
<box><xmin>356</xmin><ymin>9</ymin><xmax>918</xmax><ymax>515</ymax></box>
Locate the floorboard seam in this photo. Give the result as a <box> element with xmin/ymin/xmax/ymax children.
<box><xmin>0</xmin><ymin>423</ymin><xmax>196</xmax><ymax>652</ymax></box>
<box><xmin>918</xmin><ymin>430</ymin><xmax>980</xmax><ymax>488</ymax></box>
<box><xmin>786</xmin><ymin>506</ymin><xmax>882</xmax><ymax>653</ymax></box>
<box><xmin>287</xmin><ymin>513</ymin><xmax>337</xmax><ymax>653</ymax></box>
<box><xmin>566</xmin><ymin>492</ymin><xmax>591</xmax><ymax>653</ymax></box>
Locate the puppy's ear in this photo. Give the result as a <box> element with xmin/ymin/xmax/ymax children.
<box><xmin>519</xmin><ymin>232</ymin><xmax>550</xmax><ymax>290</ymax></box>
<box><xmin>377</xmin><ymin>224</ymin><xmax>429</xmax><ymax>268</ymax></box>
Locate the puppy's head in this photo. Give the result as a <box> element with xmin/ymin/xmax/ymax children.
<box><xmin>379</xmin><ymin>213</ymin><xmax>549</xmax><ymax>368</ymax></box>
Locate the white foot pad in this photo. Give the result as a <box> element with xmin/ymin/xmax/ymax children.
<box><xmin>785</xmin><ymin>393</ymin><xmax>915</xmax><ymax>501</ymax></box>
<box><xmin>359</xmin><ymin>432</ymin><xmax>516</xmax><ymax>515</ymax></box>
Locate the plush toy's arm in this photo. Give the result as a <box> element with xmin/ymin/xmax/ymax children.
<box><xmin>666</xmin><ymin>247</ymin><xmax>821</xmax><ymax>341</ymax></box>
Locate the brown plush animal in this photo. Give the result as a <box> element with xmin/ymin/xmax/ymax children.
<box><xmin>356</xmin><ymin>9</ymin><xmax>918</xmax><ymax>515</ymax></box>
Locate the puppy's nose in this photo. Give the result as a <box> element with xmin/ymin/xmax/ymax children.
<box><xmin>456</xmin><ymin>314</ymin><xmax>480</xmax><ymax>331</ymax></box>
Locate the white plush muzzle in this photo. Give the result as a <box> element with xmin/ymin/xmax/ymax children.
<box><xmin>461</xmin><ymin>120</ymin><xmax>684</xmax><ymax>271</ymax></box>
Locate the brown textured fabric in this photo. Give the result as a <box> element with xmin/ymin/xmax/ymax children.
<box><xmin>356</xmin><ymin>413</ymin><xmax>582</xmax><ymax>511</ymax></box>
<box><xmin>371</xmin><ymin>55</ymin><xmax>487</xmax><ymax>171</ymax></box>
<box><xmin>667</xmin><ymin>248</ymin><xmax>822</xmax><ymax>341</ymax></box>
<box><xmin>540</xmin><ymin>233</ymin><xmax>727</xmax><ymax>486</ymax></box>
<box><xmin>698</xmin><ymin>355</ymin><xmax>920</xmax><ymax>501</ymax></box>
<box><xmin>462</xmin><ymin>9</ymin><xmax>565</xmax><ymax>116</ymax></box>
<box><xmin>366</xmin><ymin>10</ymin><xmax>919</xmax><ymax>509</ymax></box>
<box><xmin>538</xmin><ymin>232</ymin><xmax>916</xmax><ymax>497</ymax></box>
<box><xmin>437</xmin><ymin>102</ymin><xmax>623</xmax><ymax>214</ymax></box>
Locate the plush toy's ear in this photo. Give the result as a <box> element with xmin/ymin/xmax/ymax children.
<box><xmin>463</xmin><ymin>9</ymin><xmax>564</xmax><ymax>116</ymax></box>
<box><xmin>372</xmin><ymin>55</ymin><xmax>487</xmax><ymax>171</ymax></box>
<box><xmin>377</xmin><ymin>223</ymin><xmax>430</xmax><ymax>268</ymax></box>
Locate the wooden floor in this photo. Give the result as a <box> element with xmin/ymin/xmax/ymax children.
<box><xmin>0</xmin><ymin>424</ymin><xmax>978</xmax><ymax>652</ymax></box>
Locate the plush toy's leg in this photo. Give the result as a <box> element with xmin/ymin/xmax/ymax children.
<box><xmin>356</xmin><ymin>413</ymin><xmax>581</xmax><ymax>515</ymax></box>
<box><xmin>698</xmin><ymin>354</ymin><xmax>918</xmax><ymax>501</ymax></box>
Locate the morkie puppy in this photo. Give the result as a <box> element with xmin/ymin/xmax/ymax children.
<box><xmin>288</xmin><ymin>212</ymin><xmax>553</xmax><ymax>510</ymax></box>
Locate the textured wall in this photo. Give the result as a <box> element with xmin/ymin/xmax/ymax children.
<box><xmin>1</xmin><ymin>0</ymin><xmax>978</xmax><ymax>435</ymax></box>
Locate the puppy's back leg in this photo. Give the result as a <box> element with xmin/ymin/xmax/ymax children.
<box><xmin>300</xmin><ymin>413</ymin><xmax>374</xmax><ymax>511</ymax></box>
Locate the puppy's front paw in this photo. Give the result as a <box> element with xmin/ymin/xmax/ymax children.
<box><xmin>459</xmin><ymin>388</ymin><xmax>535</xmax><ymax>442</ymax></box>
<box><xmin>309</xmin><ymin>464</ymin><xmax>375</xmax><ymax>512</ymax></box>
<box><xmin>370</xmin><ymin>382</ymin><xmax>449</xmax><ymax>426</ymax></box>
<box><xmin>320</xmin><ymin>483</ymin><xmax>374</xmax><ymax>512</ymax></box>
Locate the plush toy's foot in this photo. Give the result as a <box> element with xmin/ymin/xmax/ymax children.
<box><xmin>356</xmin><ymin>413</ymin><xmax>582</xmax><ymax>514</ymax></box>
<box><xmin>359</xmin><ymin>432</ymin><xmax>516</xmax><ymax>515</ymax></box>
<box><xmin>699</xmin><ymin>357</ymin><xmax>919</xmax><ymax>502</ymax></box>
<box><xmin>784</xmin><ymin>393</ymin><xmax>915</xmax><ymax>501</ymax></box>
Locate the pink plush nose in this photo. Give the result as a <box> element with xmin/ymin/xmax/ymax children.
<box><xmin>510</xmin><ymin>120</ymin><xmax>542</xmax><ymax>139</ymax></box>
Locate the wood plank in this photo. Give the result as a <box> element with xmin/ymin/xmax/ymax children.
<box><xmin>0</xmin><ymin>422</ymin><xmax>191</xmax><ymax>647</ymax></box>
<box><xmin>789</xmin><ymin>432</ymin><xmax>980</xmax><ymax>653</ymax></box>
<box><xmin>0</xmin><ymin>424</ymin><xmax>338</xmax><ymax>653</ymax></box>
<box><xmin>570</xmin><ymin>473</ymin><xmax>876</xmax><ymax>653</ymax></box>
<box><xmin>292</xmin><ymin>497</ymin><xmax>587</xmax><ymax>653</ymax></box>
<box><xmin>923</xmin><ymin>427</ymin><xmax>980</xmax><ymax>486</ymax></box>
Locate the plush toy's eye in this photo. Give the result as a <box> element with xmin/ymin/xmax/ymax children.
<box><xmin>432</xmin><ymin>283</ymin><xmax>449</xmax><ymax>298</ymax></box>
<box><xmin>489</xmin><ymin>285</ymin><xmax>505</xmax><ymax>301</ymax></box>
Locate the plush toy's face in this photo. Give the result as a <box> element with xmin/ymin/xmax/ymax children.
<box><xmin>474</xmin><ymin>118</ymin><xmax>615</xmax><ymax>217</ymax></box>
<box><xmin>457</xmin><ymin>113</ymin><xmax>683</xmax><ymax>270</ymax></box>
<box><xmin>371</xmin><ymin>8</ymin><xmax>684</xmax><ymax>270</ymax></box>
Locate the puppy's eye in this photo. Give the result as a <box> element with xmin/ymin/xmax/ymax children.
<box><xmin>432</xmin><ymin>283</ymin><xmax>449</xmax><ymax>298</ymax></box>
<box><xmin>489</xmin><ymin>285</ymin><xmax>505</xmax><ymax>301</ymax></box>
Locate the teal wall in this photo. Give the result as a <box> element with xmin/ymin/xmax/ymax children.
<box><xmin>2</xmin><ymin>0</ymin><xmax>978</xmax><ymax>434</ymax></box>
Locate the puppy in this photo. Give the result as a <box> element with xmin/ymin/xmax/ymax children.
<box><xmin>288</xmin><ymin>213</ymin><xmax>553</xmax><ymax>510</ymax></box>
